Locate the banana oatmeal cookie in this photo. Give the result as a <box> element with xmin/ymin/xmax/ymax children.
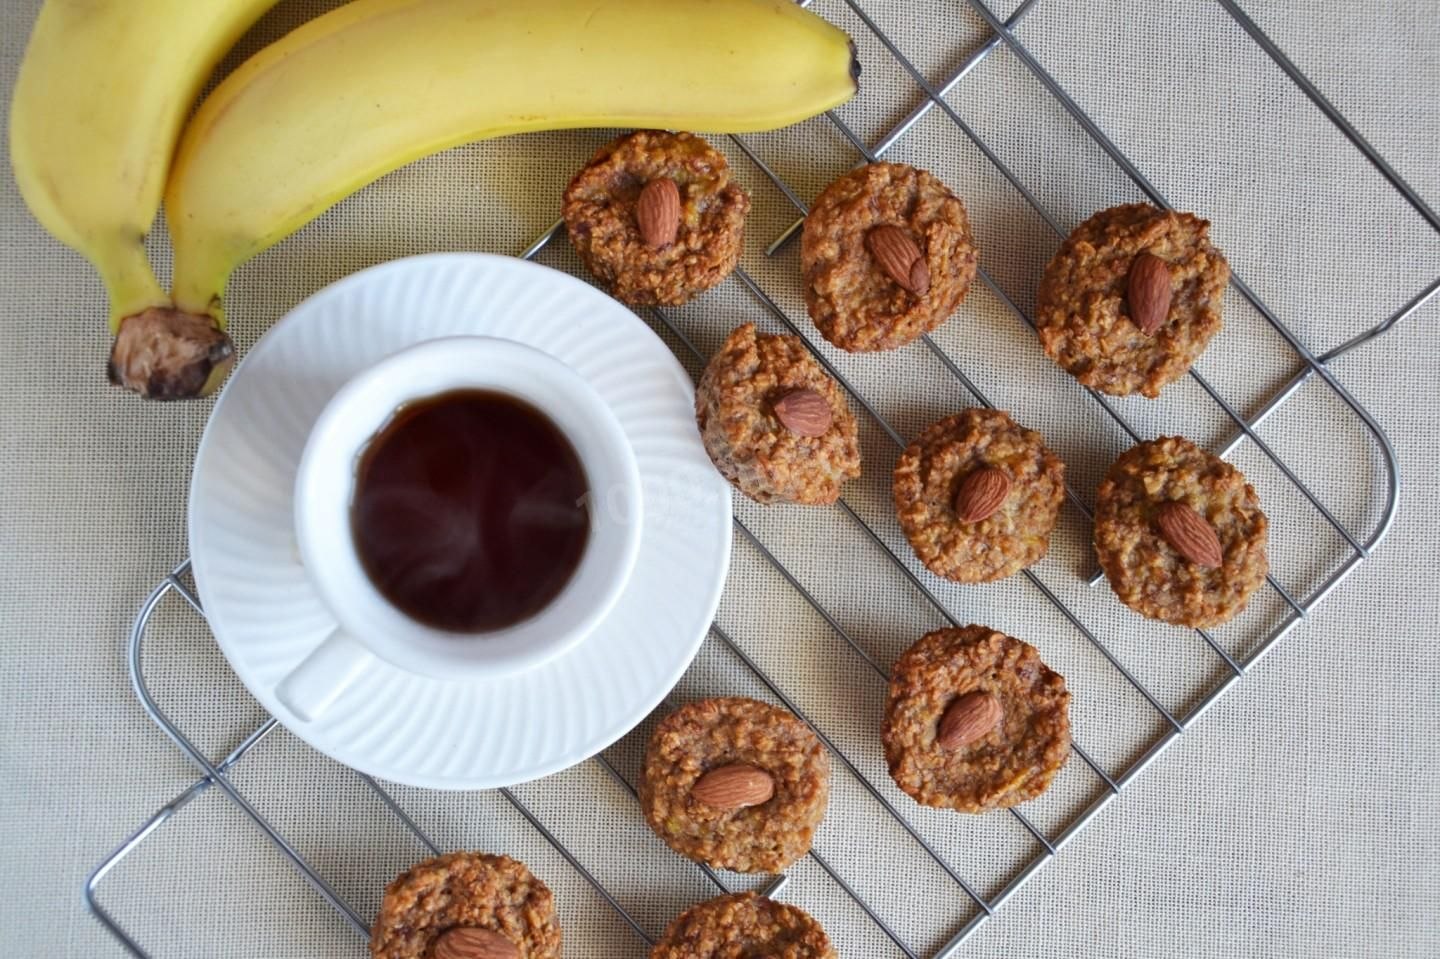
<box><xmin>370</xmin><ymin>851</ymin><xmax>561</xmax><ymax>959</ymax></box>
<box><xmin>695</xmin><ymin>323</ymin><xmax>861</xmax><ymax>505</ymax></box>
<box><xmin>1035</xmin><ymin>203</ymin><xmax>1230</xmax><ymax>397</ymax></box>
<box><xmin>563</xmin><ymin>130</ymin><xmax>749</xmax><ymax>306</ymax></box>
<box><xmin>893</xmin><ymin>408</ymin><xmax>1065</xmax><ymax>583</ymax></box>
<box><xmin>801</xmin><ymin>162</ymin><xmax>978</xmax><ymax>352</ymax></box>
<box><xmin>883</xmin><ymin>626</ymin><xmax>1070</xmax><ymax>812</ymax></box>
<box><xmin>651</xmin><ymin>892</ymin><xmax>836</xmax><ymax>959</ymax></box>
<box><xmin>641</xmin><ymin>697</ymin><xmax>829</xmax><ymax>874</ymax></box>
<box><xmin>1094</xmin><ymin>436</ymin><xmax>1268</xmax><ymax>628</ymax></box>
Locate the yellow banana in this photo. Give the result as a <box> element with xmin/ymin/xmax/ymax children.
<box><xmin>165</xmin><ymin>0</ymin><xmax>858</xmax><ymax>370</ymax></box>
<box><xmin>9</xmin><ymin>0</ymin><xmax>281</xmax><ymax>399</ymax></box>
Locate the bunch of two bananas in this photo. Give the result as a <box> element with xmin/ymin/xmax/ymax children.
<box><xmin>10</xmin><ymin>0</ymin><xmax>858</xmax><ymax>400</ymax></box>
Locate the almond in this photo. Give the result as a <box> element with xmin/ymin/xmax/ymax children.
<box><xmin>773</xmin><ymin>388</ymin><xmax>832</xmax><ymax>437</ymax></box>
<box><xmin>636</xmin><ymin>177</ymin><xmax>681</xmax><ymax>249</ymax></box>
<box><xmin>691</xmin><ymin>763</ymin><xmax>774</xmax><ymax>809</ymax></box>
<box><xmin>937</xmin><ymin>691</ymin><xmax>1002</xmax><ymax>750</ymax></box>
<box><xmin>1156</xmin><ymin>501</ymin><xmax>1223</xmax><ymax>568</ymax></box>
<box><xmin>433</xmin><ymin>927</ymin><xmax>520</xmax><ymax>959</ymax></box>
<box><xmin>953</xmin><ymin>466</ymin><xmax>1010</xmax><ymax>523</ymax></box>
<box><xmin>865</xmin><ymin>224</ymin><xmax>930</xmax><ymax>296</ymax></box>
<box><xmin>1127</xmin><ymin>251</ymin><xmax>1172</xmax><ymax>336</ymax></box>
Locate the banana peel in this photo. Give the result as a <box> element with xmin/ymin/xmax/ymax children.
<box><xmin>14</xmin><ymin>0</ymin><xmax>858</xmax><ymax>400</ymax></box>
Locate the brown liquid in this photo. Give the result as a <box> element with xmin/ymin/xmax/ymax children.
<box><xmin>351</xmin><ymin>389</ymin><xmax>590</xmax><ymax>633</ymax></box>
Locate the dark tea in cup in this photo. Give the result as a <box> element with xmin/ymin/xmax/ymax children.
<box><xmin>350</xmin><ymin>389</ymin><xmax>590</xmax><ymax>633</ymax></box>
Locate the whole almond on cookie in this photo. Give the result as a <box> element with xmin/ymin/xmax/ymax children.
<box><xmin>1127</xmin><ymin>251</ymin><xmax>1173</xmax><ymax>336</ymax></box>
<box><xmin>773</xmin><ymin>388</ymin><xmax>832</xmax><ymax>437</ymax></box>
<box><xmin>937</xmin><ymin>691</ymin><xmax>1002</xmax><ymax>750</ymax></box>
<box><xmin>1156</xmin><ymin>501</ymin><xmax>1223</xmax><ymax>568</ymax></box>
<box><xmin>953</xmin><ymin>466</ymin><xmax>1011</xmax><ymax>523</ymax></box>
<box><xmin>637</xmin><ymin>177</ymin><xmax>681</xmax><ymax>248</ymax></box>
<box><xmin>866</xmin><ymin>224</ymin><xmax>930</xmax><ymax>296</ymax></box>
<box><xmin>691</xmin><ymin>763</ymin><xmax>775</xmax><ymax>809</ymax></box>
<box><xmin>433</xmin><ymin>927</ymin><xmax>520</xmax><ymax>959</ymax></box>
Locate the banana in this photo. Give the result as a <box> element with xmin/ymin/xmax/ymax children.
<box><xmin>9</xmin><ymin>0</ymin><xmax>281</xmax><ymax>399</ymax></box>
<box><xmin>164</xmin><ymin>0</ymin><xmax>858</xmax><ymax>384</ymax></box>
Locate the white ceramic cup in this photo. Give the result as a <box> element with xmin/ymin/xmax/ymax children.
<box><xmin>276</xmin><ymin>336</ymin><xmax>643</xmax><ymax>722</ymax></box>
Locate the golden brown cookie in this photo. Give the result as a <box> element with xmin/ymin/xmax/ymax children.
<box><xmin>883</xmin><ymin>626</ymin><xmax>1070</xmax><ymax>812</ymax></box>
<box><xmin>1094</xmin><ymin>436</ymin><xmax>1268</xmax><ymax>628</ymax></box>
<box><xmin>370</xmin><ymin>852</ymin><xmax>561</xmax><ymax>959</ymax></box>
<box><xmin>562</xmin><ymin>130</ymin><xmax>749</xmax><ymax>306</ymax></box>
<box><xmin>640</xmin><ymin>697</ymin><xmax>829</xmax><ymax>874</ymax></box>
<box><xmin>1035</xmin><ymin>203</ymin><xmax>1230</xmax><ymax>397</ymax></box>
<box><xmin>801</xmin><ymin>162</ymin><xmax>978</xmax><ymax>351</ymax></box>
<box><xmin>893</xmin><ymin>409</ymin><xmax>1065</xmax><ymax>583</ymax></box>
<box><xmin>651</xmin><ymin>892</ymin><xmax>836</xmax><ymax>959</ymax></box>
<box><xmin>695</xmin><ymin>323</ymin><xmax>861</xmax><ymax>505</ymax></box>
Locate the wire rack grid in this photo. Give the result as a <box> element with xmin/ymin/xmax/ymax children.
<box><xmin>84</xmin><ymin>1</ymin><xmax>1438</xmax><ymax>957</ymax></box>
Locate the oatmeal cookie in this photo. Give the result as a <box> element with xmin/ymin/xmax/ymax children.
<box><xmin>1035</xmin><ymin>203</ymin><xmax>1230</xmax><ymax>397</ymax></box>
<box><xmin>801</xmin><ymin>162</ymin><xmax>978</xmax><ymax>351</ymax></box>
<box><xmin>1094</xmin><ymin>436</ymin><xmax>1268</xmax><ymax>628</ymax></box>
<box><xmin>641</xmin><ymin>697</ymin><xmax>829</xmax><ymax>874</ymax></box>
<box><xmin>651</xmin><ymin>892</ymin><xmax>836</xmax><ymax>959</ymax></box>
<box><xmin>563</xmin><ymin>130</ymin><xmax>749</xmax><ymax>306</ymax></box>
<box><xmin>893</xmin><ymin>409</ymin><xmax>1065</xmax><ymax>583</ymax></box>
<box><xmin>883</xmin><ymin>626</ymin><xmax>1070</xmax><ymax>812</ymax></box>
<box><xmin>695</xmin><ymin>323</ymin><xmax>861</xmax><ymax>505</ymax></box>
<box><xmin>370</xmin><ymin>851</ymin><xmax>561</xmax><ymax>959</ymax></box>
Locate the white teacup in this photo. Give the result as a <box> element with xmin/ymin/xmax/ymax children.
<box><xmin>276</xmin><ymin>336</ymin><xmax>643</xmax><ymax>722</ymax></box>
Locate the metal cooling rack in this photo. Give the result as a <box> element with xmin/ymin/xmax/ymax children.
<box><xmin>85</xmin><ymin>1</ymin><xmax>1438</xmax><ymax>956</ymax></box>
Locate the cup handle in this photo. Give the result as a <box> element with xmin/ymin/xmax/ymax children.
<box><xmin>275</xmin><ymin>630</ymin><xmax>376</xmax><ymax>722</ymax></box>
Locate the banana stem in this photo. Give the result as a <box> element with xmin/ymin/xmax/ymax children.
<box><xmin>109</xmin><ymin>307</ymin><xmax>235</xmax><ymax>400</ymax></box>
<box><xmin>91</xmin><ymin>236</ymin><xmax>231</xmax><ymax>400</ymax></box>
<box><xmin>96</xmin><ymin>234</ymin><xmax>172</xmax><ymax>334</ymax></box>
<box><xmin>170</xmin><ymin>234</ymin><xmax>236</xmax><ymax>327</ymax></box>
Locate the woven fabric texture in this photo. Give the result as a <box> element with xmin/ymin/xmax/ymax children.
<box><xmin>1</xmin><ymin>1</ymin><xmax>1437</xmax><ymax>956</ymax></box>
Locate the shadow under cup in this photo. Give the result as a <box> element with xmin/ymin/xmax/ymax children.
<box><xmin>280</xmin><ymin>337</ymin><xmax>643</xmax><ymax>723</ymax></box>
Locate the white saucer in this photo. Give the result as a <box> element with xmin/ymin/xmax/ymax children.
<box><xmin>188</xmin><ymin>253</ymin><xmax>732</xmax><ymax>789</ymax></box>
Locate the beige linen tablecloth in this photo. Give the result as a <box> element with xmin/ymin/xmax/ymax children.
<box><xmin>2</xmin><ymin>1</ymin><xmax>1437</xmax><ymax>956</ymax></box>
